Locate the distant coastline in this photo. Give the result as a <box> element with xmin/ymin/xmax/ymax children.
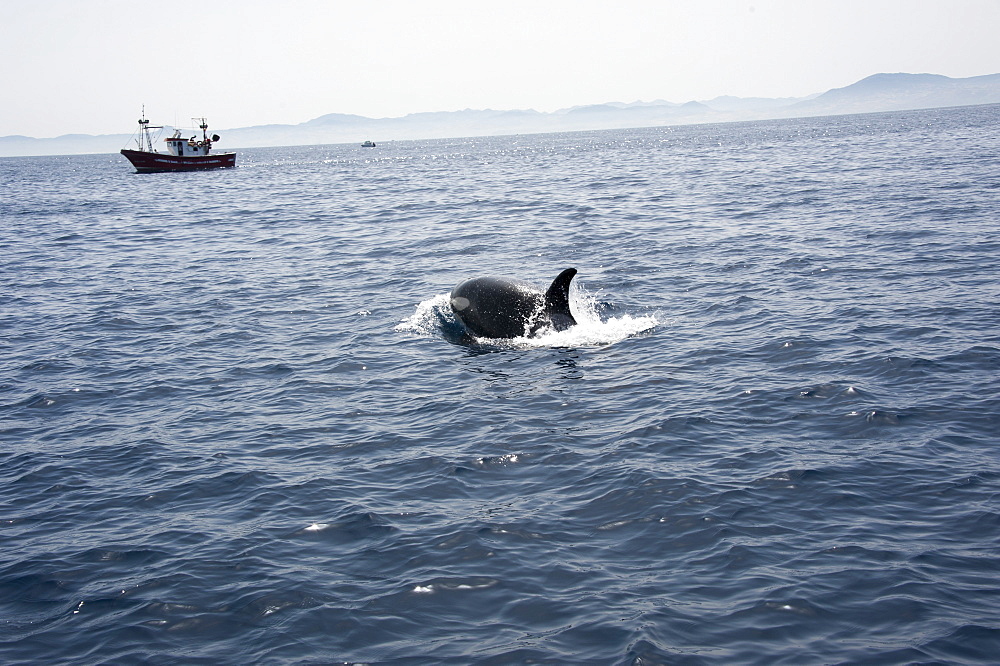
<box><xmin>3</xmin><ymin>72</ymin><xmax>999</xmax><ymax>158</ymax></box>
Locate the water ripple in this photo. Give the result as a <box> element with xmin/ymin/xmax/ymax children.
<box><xmin>2</xmin><ymin>104</ymin><xmax>999</xmax><ymax>662</ymax></box>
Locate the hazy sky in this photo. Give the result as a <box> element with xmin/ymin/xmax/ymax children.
<box><xmin>3</xmin><ymin>0</ymin><xmax>998</xmax><ymax>138</ymax></box>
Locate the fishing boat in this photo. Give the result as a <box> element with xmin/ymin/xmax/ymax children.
<box><xmin>362</xmin><ymin>140</ymin><xmax>376</xmax><ymax>147</ymax></box>
<box><xmin>121</xmin><ymin>111</ymin><xmax>236</xmax><ymax>173</ymax></box>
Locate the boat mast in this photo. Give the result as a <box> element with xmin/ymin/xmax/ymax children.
<box><xmin>139</xmin><ymin>105</ymin><xmax>154</xmax><ymax>152</ymax></box>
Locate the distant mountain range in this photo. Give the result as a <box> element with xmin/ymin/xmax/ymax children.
<box><xmin>3</xmin><ymin>72</ymin><xmax>999</xmax><ymax>157</ymax></box>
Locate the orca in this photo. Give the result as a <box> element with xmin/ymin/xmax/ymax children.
<box><xmin>450</xmin><ymin>268</ymin><xmax>578</xmax><ymax>339</ymax></box>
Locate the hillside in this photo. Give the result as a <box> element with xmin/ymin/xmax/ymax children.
<box><xmin>3</xmin><ymin>72</ymin><xmax>998</xmax><ymax>157</ymax></box>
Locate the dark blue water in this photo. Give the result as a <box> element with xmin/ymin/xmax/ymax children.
<box><xmin>2</xmin><ymin>104</ymin><xmax>999</xmax><ymax>664</ymax></box>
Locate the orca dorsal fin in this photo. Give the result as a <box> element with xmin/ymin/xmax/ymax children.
<box><xmin>544</xmin><ymin>268</ymin><xmax>578</xmax><ymax>330</ymax></box>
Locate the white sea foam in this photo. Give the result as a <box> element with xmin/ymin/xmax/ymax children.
<box><xmin>395</xmin><ymin>293</ymin><xmax>452</xmax><ymax>335</ymax></box>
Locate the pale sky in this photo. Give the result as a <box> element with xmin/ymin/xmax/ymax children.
<box><xmin>2</xmin><ymin>0</ymin><xmax>998</xmax><ymax>138</ymax></box>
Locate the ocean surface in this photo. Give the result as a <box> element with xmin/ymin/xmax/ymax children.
<box><xmin>2</xmin><ymin>104</ymin><xmax>999</xmax><ymax>664</ymax></box>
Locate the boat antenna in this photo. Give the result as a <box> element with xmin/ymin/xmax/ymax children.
<box><xmin>131</xmin><ymin>105</ymin><xmax>162</xmax><ymax>152</ymax></box>
<box><xmin>137</xmin><ymin>105</ymin><xmax>153</xmax><ymax>152</ymax></box>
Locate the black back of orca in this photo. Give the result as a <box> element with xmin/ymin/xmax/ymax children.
<box><xmin>450</xmin><ymin>268</ymin><xmax>578</xmax><ymax>339</ymax></box>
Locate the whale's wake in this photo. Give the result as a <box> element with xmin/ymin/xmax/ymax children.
<box><xmin>396</xmin><ymin>286</ymin><xmax>657</xmax><ymax>349</ymax></box>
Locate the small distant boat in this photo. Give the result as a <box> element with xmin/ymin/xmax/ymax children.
<box><xmin>121</xmin><ymin>111</ymin><xmax>236</xmax><ymax>173</ymax></box>
<box><xmin>361</xmin><ymin>140</ymin><xmax>376</xmax><ymax>147</ymax></box>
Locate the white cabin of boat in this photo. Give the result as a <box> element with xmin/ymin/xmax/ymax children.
<box><xmin>162</xmin><ymin>118</ymin><xmax>219</xmax><ymax>157</ymax></box>
<box><xmin>165</xmin><ymin>130</ymin><xmax>211</xmax><ymax>157</ymax></box>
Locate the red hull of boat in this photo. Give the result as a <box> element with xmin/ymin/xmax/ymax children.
<box><xmin>121</xmin><ymin>149</ymin><xmax>236</xmax><ymax>173</ymax></box>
